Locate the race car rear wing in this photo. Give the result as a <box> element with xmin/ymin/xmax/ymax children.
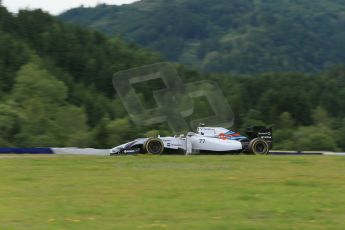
<box><xmin>246</xmin><ymin>126</ymin><xmax>273</xmax><ymax>148</ymax></box>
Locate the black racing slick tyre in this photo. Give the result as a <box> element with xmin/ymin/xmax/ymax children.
<box><xmin>143</xmin><ymin>138</ymin><xmax>164</xmax><ymax>155</ymax></box>
<box><xmin>248</xmin><ymin>138</ymin><xmax>270</xmax><ymax>155</ymax></box>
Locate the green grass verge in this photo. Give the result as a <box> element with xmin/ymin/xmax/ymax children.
<box><xmin>1</xmin><ymin>155</ymin><xmax>345</xmax><ymax>230</ymax></box>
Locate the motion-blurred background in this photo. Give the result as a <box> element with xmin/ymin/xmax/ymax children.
<box><xmin>0</xmin><ymin>0</ymin><xmax>345</xmax><ymax>151</ymax></box>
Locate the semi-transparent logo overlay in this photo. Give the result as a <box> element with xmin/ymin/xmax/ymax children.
<box><xmin>113</xmin><ymin>63</ymin><xmax>234</xmax><ymax>133</ymax></box>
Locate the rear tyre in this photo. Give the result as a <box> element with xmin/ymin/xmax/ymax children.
<box><xmin>248</xmin><ymin>138</ymin><xmax>269</xmax><ymax>155</ymax></box>
<box><xmin>143</xmin><ymin>138</ymin><xmax>164</xmax><ymax>155</ymax></box>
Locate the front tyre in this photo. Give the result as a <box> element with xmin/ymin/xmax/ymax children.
<box><xmin>248</xmin><ymin>138</ymin><xmax>269</xmax><ymax>155</ymax></box>
<box><xmin>143</xmin><ymin>138</ymin><xmax>164</xmax><ymax>155</ymax></box>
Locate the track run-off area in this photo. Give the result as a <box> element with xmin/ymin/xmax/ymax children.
<box><xmin>1</xmin><ymin>154</ymin><xmax>345</xmax><ymax>229</ymax></box>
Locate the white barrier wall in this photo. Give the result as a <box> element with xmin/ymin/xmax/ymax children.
<box><xmin>52</xmin><ymin>148</ymin><xmax>110</xmax><ymax>156</ymax></box>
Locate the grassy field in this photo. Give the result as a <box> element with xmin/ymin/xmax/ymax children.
<box><xmin>1</xmin><ymin>155</ymin><xmax>345</xmax><ymax>230</ymax></box>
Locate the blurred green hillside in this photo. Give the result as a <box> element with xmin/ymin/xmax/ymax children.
<box><xmin>60</xmin><ymin>0</ymin><xmax>345</xmax><ymax>73</ymax></box>
<box><xmin>0</xmin><ymin>6</ymin><xmax>160</xmax><ymax>148</ymax></box>
<box><xmin>1</xmin><ymin>6</ymin><xmax>345</xmax><ymax>150</ymax></box>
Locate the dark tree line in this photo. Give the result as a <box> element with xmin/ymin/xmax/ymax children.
<box><xmin>60</xmin><ymin>0</ymin><xmax>345</xmax><ymax>74</ymax></box>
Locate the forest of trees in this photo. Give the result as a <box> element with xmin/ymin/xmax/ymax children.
<box><xmin>1</xmin><ymin>6</ymin><xmax>345</xmax><ymax>151</ymax></box>
<box><xmin>60</xmin><ymin>0</ymin><xmax>345</xmax><ymax>74</ymax></box>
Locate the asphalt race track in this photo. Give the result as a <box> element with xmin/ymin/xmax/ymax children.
<box><xmin>0</xmin><ymin>148</ymin><xmax>345</xmax><ymax>156</ymax></box>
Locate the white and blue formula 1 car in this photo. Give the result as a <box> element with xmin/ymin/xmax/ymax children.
<box><xmin>110</xmin><ymin>125</ymin><xmax>272</xmax><ymax>155</ymax></box>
